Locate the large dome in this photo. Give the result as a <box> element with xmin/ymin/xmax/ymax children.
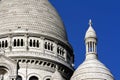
<box><xmin>0</xmin><ymin>0</ymin><xmax>68</xmax><ymax>42</ymax></box>
<box><xmin>0</xmin><ymin>0</ymin><xmax>74</xmax><ymax>80</ymax></box>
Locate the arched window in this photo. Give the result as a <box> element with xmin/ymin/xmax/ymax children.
<box><xmin>44</xmin><ymin>42</ymin><xmax>47</xmax><ymax>49</ymax></box>
<box><xmin>88</xmin><ymin>42</ymin><xmax>92</xmax><ymax>52</ymax></box>
<box><xmin>57</xmin><ymin>46</ymin><xmax>65</xmax><ymax>57</ymax></box>
<box><xmin>2</xmin><ymin>41</ymin><xmax>4</xmax><ymax>48</ymax></box>
<box><xmin>14</xmin><ymin>39</ymin><xmax>16</xmax><ymax>47</ymax></box>
<box><xmin>88</xmin><ymin>42</ymin><xmax>89</xmax><ymax>52</ymax></box>
<box><xmin>0</xmin><ymin>41</ymin><xmax>1</xmax><ymax>48</ymax></box>
<box><xmin>60</xmin><ymin>48</ymin><xmax>62</xmax><ymax>55</ymax></box>
<box><xmin>33</xmin><ymin>40</ymin><xmax>36</xmax><ymax>47</ymax></box>
<box><xmin>21</xmin><ymin>39</ymin><xmax>24</xmax><ymax>46</ymax></box>
<box><xmin>57</xmin><ymin>47</ymin><xmax>59</xmax><ymax>53</ymax></box>
<box><xmin>0</xmin><ymin>66</ymin><xmax>8</xmax><ymax>80</ymax></box>
<box><xmin>37</xmin><ymin>40</ymin><xmax>39</xmax><ymax>48</ymax></box>
<box><xmin>29</xmin><ymin>39</ymin><xmax>40</xmax><ymax>48</ymax></box>
<box><xmin>44</xmin><ymin>41</ymin><xmax>54</xmax><ymax>51</ymax></box>
<box><xmin>89</xmin><ymin>42</ymin><xmax>92</xmax><ymax>52</ymax></box>
<box><xmin>30</xmin><ymin>39</ymin><xmax>32</xmax><ymax>47</ymax></box>
<box><xmin>62</xmin><ymin>49</ymin><xmax>64</xmax><ymax>56</ymax></box>
<box><xmin>17</xmin><ymin>39</ymin><xmax>20</xmax><ymax>46</ymax></box>
<box><xmin>46</xmin><ymin>78</ymin><xmax>50</xmax><ymax>80</ymax></box>
<box><xmin>17</xmin><ymin>75</ymin><xmax>22</xmax><ymax>80</ymax></box>
<box><xmin>29</xmin><ymin>76</ymin><xmax>38</xmax><ymax>80</ymax></box>
<box><xmin>5</xmin><ymin>40</ymin><xmax>8</xmax><ymax>48</ymax></box>
<box><xmin>51</xmin><ymin>44</ymin><xmax>53</xmax><ymax>51</ymax></box>
<box><xmin>48</xmin><ymin>43</ymin><xmax>50</xmax><ymax>50</ymax></box>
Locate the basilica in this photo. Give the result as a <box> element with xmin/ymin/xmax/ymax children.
<box><xmin>0</xmin><ymin>0</ymin><xmax>114</xmax><ymax>80</ymax></box>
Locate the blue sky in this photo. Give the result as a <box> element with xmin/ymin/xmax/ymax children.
<box><xmin>50</xmin><ymin>0</ymin><xmax>120</xmax><ymax>79</ymax></box>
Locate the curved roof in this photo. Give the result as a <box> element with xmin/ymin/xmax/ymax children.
<box><xmin>71</xmin><ymin>59</ymin><xmax>114</xmax><ymax>80</ymax></box>
<box><xmin>0</xmin><ymin>0</ymin><xmax>68</xmax><ymax>42</ymax></box>
<box><xmin>85</xmin><ymin>20</ymin><xmax>97</xmax><ymax>39</ymax></box>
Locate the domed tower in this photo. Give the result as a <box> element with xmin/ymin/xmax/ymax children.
<box><xmin>71</xmin><ymin>20</ymin><xmax>114</xmax><ymax>80</ymax></box>
<box><xmin>0</xmin><ymin>0</ymin><xmax>74</xmax><ymax>80</ymax></box>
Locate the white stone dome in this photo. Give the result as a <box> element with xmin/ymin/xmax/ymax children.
<box><xmin>71</xmin><ymin>20</ymin><xmax>114</xmax><ymax>80</ymax></box>
<box><xmin>0</xmin><ymin>0</ymin><xmax>68</xmax><ymax>42</ymax></box>
<box><xmin>71</xmin><ymin>58</ymin><xmax>114</xmax><ymax>80</ymax></box>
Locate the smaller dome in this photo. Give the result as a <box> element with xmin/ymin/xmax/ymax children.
<box><xmin>85</xmin><ymin>20</ymin><xmax>97</xmax><ymax>39</ymax></box>
<box><xmin>71</xmin><ymin>59</ymin><xmax>114</xmax><ymax>80</ymax></box>
<box><xmin>51</xmin><ymin>70</ymin><xmax>63</xmax><ymax>80</ymax></box>
<box><xmin>71</xmin><ymin>19</ymin><xmax>114</xmax><ymax>80</ymax></box>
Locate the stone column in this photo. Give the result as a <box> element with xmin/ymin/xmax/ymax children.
<box><xmin>86</xmin><ymin>42</ymin><xmax>88</xmax><ymax>53</ymax></box>
<box><xmin>8</xmin><ymin>34</ymin><xmax>12</xmax><ymax>51</ymax></box>
<box><xmin>92</xmin><ymin>41</ymin><xmax>94</xmax><ymax>52</ymax></box>
<box><xmin>53</xmin><ymin>41</ymin><xmax>57</xmax><ymax>56</ymax></box>
<box><xmin>87</xmin><ymin>42</ymin><xmax>90</xmax><ymax>53</ymax></box>
<box><xmin>93</xmin><ymin>42</ymin><xmax>95</xmax><ymax>52</ymax></box>
<box><xmin>25</xmin><ymin>34</ymin><xmax>29</xmax><ymax>51</ymax></box>
<box><xmin>64</xmin><ymin>49</ymin><xmax>67</xmax><ymax>61</ymax></box>
<box><xmin>40</xmin><ymin>37</ymin><xmax>45</xmax><ymax>53</ymax></box>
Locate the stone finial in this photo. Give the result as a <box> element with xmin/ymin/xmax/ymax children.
<box><xmin>89</xmin><ymin>19</ymin><xmax>92</xmax><ymax>27</ymax></box>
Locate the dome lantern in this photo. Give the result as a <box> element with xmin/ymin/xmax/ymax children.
<box><xmin>85</xmin><ymin>19</ymin><xmax>97</xmax><ymax>39</ymax></box>
<box><xmin>85</xmin><ymin>19</ymin><xmax>97</xmax><ymax>60</ymax></box>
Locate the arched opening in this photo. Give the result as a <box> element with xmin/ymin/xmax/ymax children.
<box><xmin>33</xmin><ymin>40</ymin><xmax>36</xmax><ymax>47</ymax></box>
<box><xmin>48</xmin><ymin>43</ymin><xmax>50</xmax><ymax>50</ymax></box>
<box><xmin>44</xmin><ymin>77</ymin><xmax>51</xmax><ymax>80</ymax></box>
<box><xmin>57</xmin><ymin>47</ymin><xmax>60</xmax><ymax>53</ymax></box>
<box><xmin>60</xmin><ymin>48</ymin><xmax>62</xmax><ymax>55</ymax></box>
<box><xmin>88</xmin><ymin>42</ymin><xmax>93</xmax><ymax>52</ymax></box>
<box><xmin>17</xmin><ymin>75</ymin><xmax>22</xmax><ymax>80</ymax></box>
<box><xmin>0</xmin><ymin>66</ymin><xmax>9</xmax><ymax>80</ymax></box>
<box><xmin>0</xmin><ymin>41</ymin><xmax>1</xmax><ymax>48</ymax></box>
<box><xmin>29</xmin><ymin>39</ymin><xmax>32</xmax><ymax>47</ymax></box>
<box><xmin>46</xmin><ymin>78</ymin><xmax>50</xmax><ymax>80</ymax></box>
<box><xmin>21</xmin><ymin>39</ymin><xmax>24</xmax><ymax>46</ymax></box>
<box><xmin>2</xmin><ymin>41</ymin><xmax>4</xmax><ymax>48</ymax></box>
<box><xmin>62</xmin><ymin>49</ymin><xmax>64</xmax><ymax>56</ymax></box>
<box><xmin>51</xmin><ymin>44</ymin><xmax>53</xmax><ymax>51</ymax></box>
<box><xmin>29</xmin><ymin>76</ymin><xmax>38</xmax><ymax>80</ymax></box>
<box><xmin>17</xmin><ymin>39</ymin><xmax>20</xmax><ymax>46</ymax></box>
<box><xmin>5</xmin><ymin>40</ymin><xmax>8</xmax><ymax>48</ymax></box>
<box><xmin>37</xmin><ymin>40</ymin><xmax>39</xmax><ymax>48</ymax></box>
<box><xmin>44</xmin><ymin>42</ymin><xmax>47</xmax><ymax>49</ymax></box>
<box><xmin>14</xmin><ymin>39</ymin><xmax>16</xmax><ymax>47</ymax></box>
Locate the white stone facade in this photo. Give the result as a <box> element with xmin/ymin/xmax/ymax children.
<box><xmin>0</xmin><ymin>34</ymin><xmax>74</xmax><ymax>80</ymax></box>
<box><xmin>0</xmin><ymin>0</ymin><xmax>114</xmax><ymax>80</ymax></box>
<box><xmin>0</xmin><ymin>0</ymin><xmax>74</xmax><ymax>80</ymax></box>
